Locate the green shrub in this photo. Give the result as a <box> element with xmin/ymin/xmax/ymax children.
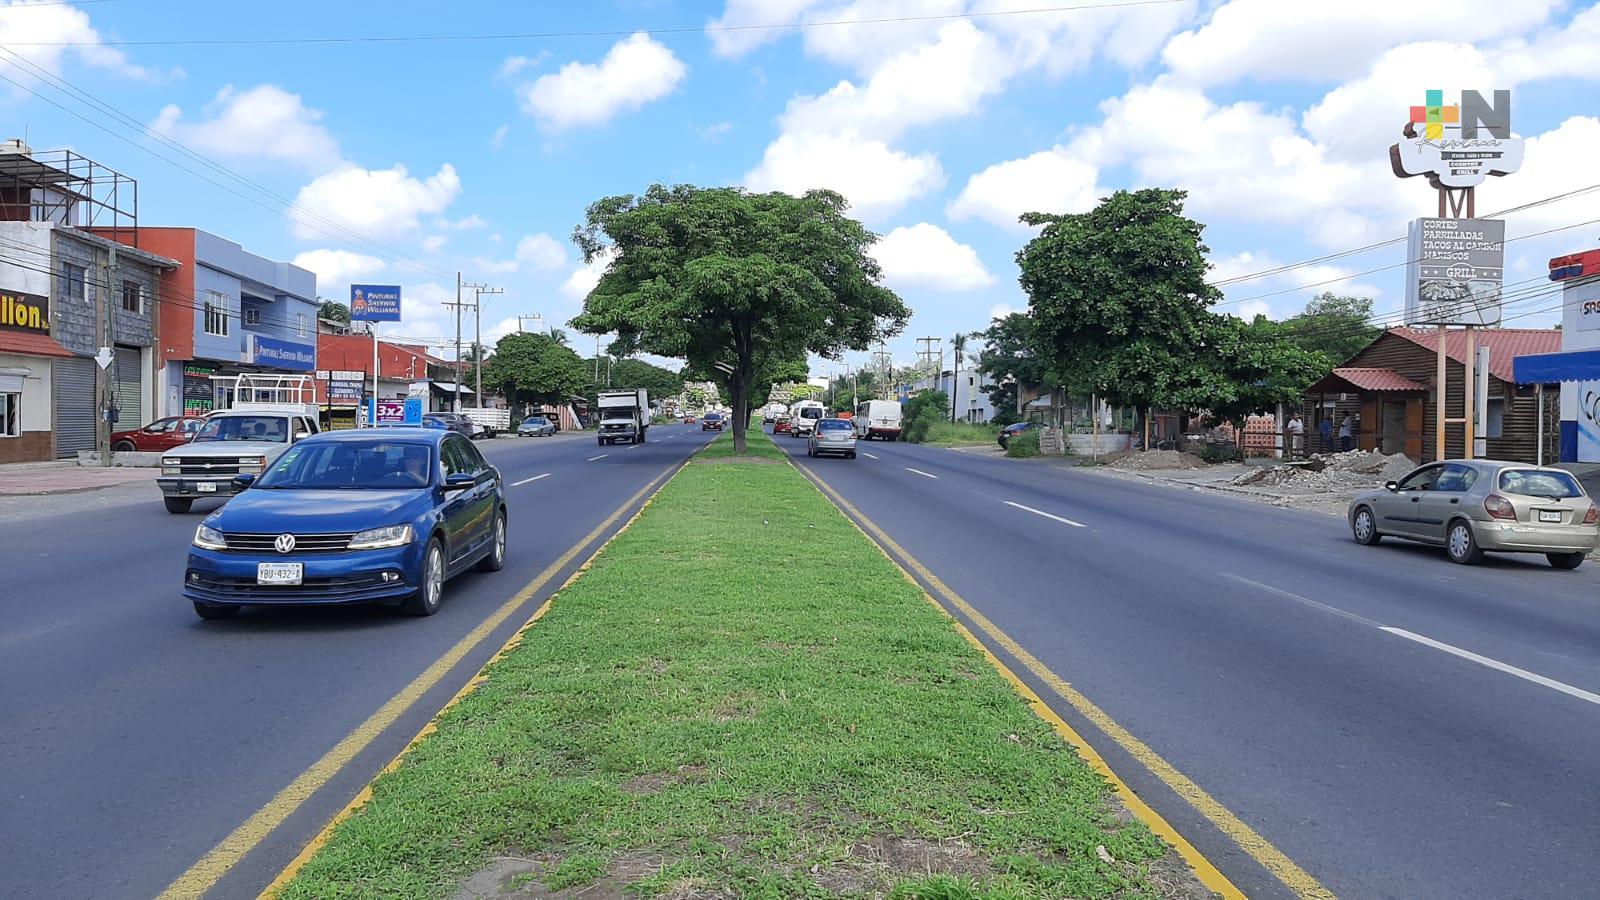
<box><xmin>1005</xmin><ymin>429</ymin><xmax>1041</xmax><ymax>458</ymax></box>
<box><xmin>900</xmin><ymin>390</ymin><xmax>949</xmax><ymax>443</ymax></box>
<box><xmin>921</xmin><ymin>420</ymin><xmax>1001</xmax><ymax>445</ymax></box>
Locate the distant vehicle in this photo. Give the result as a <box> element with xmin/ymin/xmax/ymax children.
<box><xmin>807</xmin><ymin>418</ymin><xmax>857</xmax><ymax>459</ymax></box>
<box><xmin>773</xmin><ymin>415</ymin><xmax>792</xmax><ymax>434</ymax></box>
<box><xmin>112</xmin><ymin>415</ymin><xmax>206</xmax><ymax>452</ymax></box>
<box><xmin>1348</xmin><ymin>460</ymin><xmax>1600</xmax><ymax>568</ymax></box>
<box><xmin>184</xmin><ymin>429</ymin><xmax>506</xmax><ymax>619</ymax></box>
<box><xmin>598</xmin><ymin>388</ymin><xmax>649</xmax><ymax>445</ymax></box>
<box><xmin>789</xmin><ymin>400</ymin><xmax>826</xmax><ymax>437</ymax></box>
<box><xmin>424</xmin><ymin>413</ymin><xmax>479</xmax><ymax>438</ymax></box>
<box><xmin>854</xmin><ymin>400</ymin><xmax>902</xmax><ymax>441</ymax></box>
<box><xmin>701</xmin><ymin>411</ymin><xmax>725</xmax><ymax>431</ymax></box>
<box><xmin>462</xmin><ymin>407</ymin><xmax>510</xmax><ymax>438</ymax></box>
<box><xmin>158</xmin><ymin>375</ymin><xmax>321</xmax><ymax>514</ymax></box>
<box><xmin>997</xmin><ymin>421</ymin><xmax>1042</xmax><ymax>449</ymax></box>
<box><xmin>517</xmin><ymin>416</ymin><xmax>555</xmax><ymax>437</ymax></box>
<box><xmin>682</xmin><ymin>414</ymin><xmax>696</xmax><ymax>424</ymax></box>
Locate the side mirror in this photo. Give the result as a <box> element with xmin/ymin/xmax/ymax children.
<box><xmin>233</xmin><ymin>473</ymin><xmax>256</xmax><ymax>490</ymax></box>
<box><xmin>442</xmin><ymin>472</ymin><xmax>476</xmax><ymax>492</ymax></box>
<box><xmin>1384</xmin><ymin>481</ymin><xmax>1398</xmax><ymax>492</ymax></box>
<box><xmin>293</xmin><ymin>431</ymin><xmax>311</xmax><ymax>441</ymax></box>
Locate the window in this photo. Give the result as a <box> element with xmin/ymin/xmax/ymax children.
<box><xmin>204</xmin><ymin>292</ymin><xmax>230</xmax><ymax>336</ymax></box>
<box><xmin>297</xmin><ymin>313</ymin><xmax>310</xmax><ymax>337</ymax></box>
<box><xmin>1485</xmin><ymin>397</ymin><xmax>1505</xmax><ymax>439</ymax></box>
<box><xmin>121</xmin><ymin>280</ymin><xmax>142</xmax><ymax>313</ymax></box>
<box><xmin>243</xmin><ymin>307</ymin><xmax>261</xmax><ymax>326</ymax></box>
<box><xmin>61</xmin><ymin>263</ymin><xmax>86</xmax><ymax>301</ymax></box>
<box><xmin>0</xmin><ymin>391</ymin><xmax>18</xmax><ymax>437</ymax></box>
<box><xmin>1397</xmin><ymin>465</ymin><xmax>1441</xmax><ymax>491</ymax></box>
<box><xmin>1499</xmin><ymin>469</ymin><xmax>1584</xmax><ymax>499</ymax></box>
<box><xmin>442</xmin><ymin>437</ymin><xmax>476</xmax><ymax>477</ymax></box>
<box><xmin>1434</xmin><ymin>464</ymin><xmax>1479</xmax><ymax>493</ymax></box>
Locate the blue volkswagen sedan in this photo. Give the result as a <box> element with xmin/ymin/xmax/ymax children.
<box><xmin>183</xmin><ymin>429</ymin><xmax>506</xmax><ymax>620</ymax></box>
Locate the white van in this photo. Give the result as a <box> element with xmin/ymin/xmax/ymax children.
<box><xmin>789</xmin><ymin>400</ymin><xmax>826</xmax><ymax>437</ymax></box>
<box><xmin>854</xmin><ymin>399</ymin><xmax>902</xmax><ymax>441</ymax></box>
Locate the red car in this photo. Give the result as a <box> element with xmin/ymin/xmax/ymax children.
<box><xmin>682</xmin><ymin>415</ymin><xmax>696</xmax><ymax>424</ymax></box>
<box><xmin>111</xmin><ymin>415</ymin><xmax>206</xmax><ymax>452</ymax></box>
<box><xmin>773</xmin><ymin>416</ymin><xmax>792</xmax><ymax>434</ymax></box>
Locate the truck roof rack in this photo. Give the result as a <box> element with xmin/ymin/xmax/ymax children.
<box><xmin>225</xmin><ymin>373</ymin><xmax>321</xmax><ymax>416</ymax></box>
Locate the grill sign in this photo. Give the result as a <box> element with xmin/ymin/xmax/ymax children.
<box><xmin>1404</xmin><ymin>217</ymin><xmax>1505</xmax><ymax>326</ymax></box>
<box><xmin>0</xmin><ymin>290</ymin><xmax>49</xmax><ymax>333</ymax></box>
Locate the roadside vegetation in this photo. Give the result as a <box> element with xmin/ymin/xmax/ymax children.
<box><xmin>919</xmin><ymin>420</ymin><xmax>1002</xmax><ymax>446</ymax></box>
<box><xmin>1006</xmin><ymin>430</ymin><xmax>1043</xmax><ymax>458</ymax></box>
<box><xmin>280</xmin><ymin>430</ymin><xmax>1184</xmax><ymax>899</ymax></box>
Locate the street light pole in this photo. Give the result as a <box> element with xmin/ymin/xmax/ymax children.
<box><xmin>471</xmin><ymin>284</ymin><xmax>503</xmax><ymax>408</ymax></box>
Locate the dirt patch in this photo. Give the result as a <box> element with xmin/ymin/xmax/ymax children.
<box><xmin>1231</xmin><ymin>449</ymin><xmax>1414</xmax><ymax>492</ymax></box>
<box><xmin>811</xmin><ymin>834</ymin><xmax>994</xmax><ymax>894</ymax></box>
<box><xmin>454</xmin><ymin>850</ymin><xmax>667</xmax><ymax>899</ymax></box>
<box><xmin>1110</xmin><ymin>450</ymin><xmax>1208</xmax><ymax>470</ymax></box>
<box><xmin>620</xmin><ymin>764</ymin><xmax>710</xmax><ymax>795</ymax></box>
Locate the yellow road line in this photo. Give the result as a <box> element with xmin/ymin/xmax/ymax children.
<box><xmin>157</xmin><ymin>465</ymin><xmax>684</xmax><ymax>900</ymax></box>
<box><xmin>792</xmin><ymin>457</ymin><xmax>1334</xmax><ymax>900</ymax></box>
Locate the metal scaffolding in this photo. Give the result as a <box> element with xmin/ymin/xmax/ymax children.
<box><xmin>0</xmin><ymin>145</ymin><xmax>138</xmax><ymax>242</ymax></box>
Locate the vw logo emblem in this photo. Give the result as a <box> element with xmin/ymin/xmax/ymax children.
<box><xmin>274</xmin><ymin>533</ymin><xmax>296</xmax><ymax>554</ymax></box>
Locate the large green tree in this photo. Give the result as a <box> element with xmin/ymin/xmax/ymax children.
<box><xmin>582</xmin><ymin>357</ymin><xmax>685</xmax><ymax>412</ymax></box>
<box><xmin>1279</xmin><ymin>292</ymin><xmax>1380</xmax><ymax>364</ymax></box>
<box><xmin>976</xmin><ymin>313</ymin><xmax>1053</xmax><ymax>422</ymax></box>
<box><xmin>570</xmin><ymin>185</ymin><xmax>909</xmax><ymax>453</ymax></box>
<box><xmin>482</xmin><ymin>333</ymin><xmax>589</xmax><ymax>411</ymax></box>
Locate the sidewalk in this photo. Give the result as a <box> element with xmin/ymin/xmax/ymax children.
<box><xmin>0</xmin><ymin>462</ymin><xmax>157</xmax><ymax>496</ymax></box>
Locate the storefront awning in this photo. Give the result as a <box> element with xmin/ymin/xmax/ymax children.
<box><xmin>0</xmin><ymin>329</ymin><xmax>74</xmax><ymax>359</ymax></box>
<box><xmin>1307</xmin><ymin>367</ymin><xmax>1426</xmax><ymax>394</ymax></box>
<box><xmin>428</xmin><ymin>382</ymin><xmax>475</xmax><ymax>395</ymax></box>
<box><xmin>1512</xmin><ymin>350</ymin><xmax>1600</xmax><ymax>385</ymax></box>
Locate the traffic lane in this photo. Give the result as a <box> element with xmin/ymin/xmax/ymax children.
<box><xmin>780</xmin><ymin>436</ymin><xmax>1600</xmax><ymax>899</ymax></box>
<box><xmin>0</xmin><ymin>428</ymin><xmax>714</xmax><ymax>899</ymax></box>
<box><xmin>853</xmin><ymin>438</ymin><xmax>1600</xmax><ymax>690</ymax></box>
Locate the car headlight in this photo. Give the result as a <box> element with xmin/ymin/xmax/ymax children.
<box><xmin>193</xmin><ymin>523</ymin><xmax>228</xmax><ymax>550</ymax></box>
<box><xmin>348</xmin><ymin>524</ymin><xmax>414</xmax><ymax>550</ymax></box>
<box><xmin>162</xmin><ymin>458</ymin><xmax>180</xmax><ymax>475</ymax></box>
<box><xmin>240</xmin><ymin>456</ymin><xmax>268</xmax><ymax>473</ymax></box>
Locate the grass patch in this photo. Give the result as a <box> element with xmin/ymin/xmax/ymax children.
<box><xmin>696</xmin><ymin>423</ymin><xmax>787</xmax><ymax>461</ymax></box>
<box><xmin>920</xmin><ymin>421</ymin><xmax>1002</xmax><ymax>447</ymax></box>
<box><xmin>280</xmin><ymin>431</ymin><xmax>1182</xmax><ymax>899</ymax></box>
<box><xmin>1006</xmin><ymin>430</ymin><xmax>1042</xmax><ymax>458</ymax></box>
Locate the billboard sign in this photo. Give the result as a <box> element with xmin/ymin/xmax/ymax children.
<box><xmin>365</xmin><ymin>397</ymin><xmax>423</xmax><ymax>426</ymax></box>
<box><xmin>350</xmin><ymin>284</ymin><xmax>402</xmax><ymax>322</ymax></box>
<box><xmin>0</xmin><ymin>289</ymin><xmax>49</xmax><ymax>334</ymax></box>
<box><xmin>1391</xmin><ymin>90</ymin><xmax>1524</xmax><ymax>189</ymax></box>
<box><xmin>1404</xmin><ymin>218</ymin><xmax>1505</xmax><ymax>326</ymax></box>
<box><xmin>327</xmin><ymin>380</ymin><xmax>364</xmax><ymax>407</ymax></box>
<box><xmin>250</xmin><ymin>335</ymin><xmax>317</xmax><ymax>371</ymax></box>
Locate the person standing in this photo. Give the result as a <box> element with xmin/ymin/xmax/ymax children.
<box><xmin>1319</xmin><ymin>415</ymin><xmax>1334</xmax><ymax>453</ymax></box>
<box><xmin>1338</xmin><ymin>413</ymin><xmax>1355</xmax><ymax>452</ymax></box>
<box><xmin>1286</xmin><ymin>412</ymin><xmax>1305</xmax><ymax>459</ymax></box>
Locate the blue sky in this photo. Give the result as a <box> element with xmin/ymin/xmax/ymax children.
<box><xmin>3</xmin><ymin>0</ymin><xmax>1598</xmax><ymax>376</ymax></box>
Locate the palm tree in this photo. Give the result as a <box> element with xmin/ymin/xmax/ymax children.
<box><xmin>549</xmin><ymin>328</ymin><xmax>569</xmax><ymax>346</ymax></box>
<box><xmin>950</xmin><ymin>332</ymin><xmax>969</xmax><ymax>422</ymax></box>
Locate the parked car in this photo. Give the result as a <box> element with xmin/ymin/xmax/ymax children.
<box><xmin>1348</xmin><ymin>460</ymin><xmax>1600</xmax><ymax>568</ymax></box>
<box><xmin>184</xmin><ymin>429</ymin><xmax>507</xmax><ymax>619</ymax></box>
<box><xmin>807</xmin><ymin>418</ymin><xmax>857</xmax><ymax>459</ymax></box>
<box><xmin>112</xmin><ymin>415</ymin><xmax>206</xmax><ymax>452</ymax></box>
<box><xmin>517</xmin><ymin>416</ymin><xmax>556</xmax><ymax>437</ymax></box>
<box><xmin>424</xmin><ymin>412</ymin><xmax>481</xmax><ymax>439</ymax></box>
<box><xmin>997</xmin><ymin>421</ymin><xmax>1042</xmax><ymax>449</ymax></box>
<box><xmin>773</xmin><ymin>415</ymin><xmax>792</xmax><ymax>434</ymax></box>
<box><xmin>701</xmin><ymin>412</ymin><xmax>725</xmax><ymax>431</ymax></box>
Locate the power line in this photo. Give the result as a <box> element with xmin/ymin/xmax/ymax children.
<box><xmin>0</xmin><ymin>0</ymin><xmax>1190</xmax><ymax>48</ymax></box>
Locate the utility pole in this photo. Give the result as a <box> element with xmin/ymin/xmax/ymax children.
<box><xmin>442</xmin><ymin>272</ymin><xmax>481</xmax><ymax>413</ymax></box>
<box><xmin>517</xmin><ymin>314</ymin><xmax>543</xmax><ymax>334</ymax></box>
<box><xmin>915</xmin><ymin>336</ymin><xmax>941</xmax><ymax>393</ymax></box>
<box><xmin>470</xmin><ymin>283</ymin><xmax>502</xmax><ymax>408</ymax></box>
<box><xmin>97</xmin><ymin>247</ymin><xmax>117</xmax><ymax>466</ymax></box>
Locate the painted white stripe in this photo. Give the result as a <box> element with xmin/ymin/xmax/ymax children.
<box><xmin>1220</xmin><ymin>573</ymin><xmax>1383</xmax><ymax>628</ymax></box>
<box><xmin>862</xmin><ymin>452</ymin><xmax>880</xmax><ymax>459</ymax></box>
<box><xmin>511</xmin><ymin>473</ymin><xmax>550</xmax><ymax>487</ymax></box>
<box><xmin>587</xmin><ymin>454</ymin><xmax>608</xmax><ymax>461</ymax></box>
<box><xmin>1004</xmin><ymin>500</ymin><xmax>1086</xmax><ymax>528</ymax></box>
<box><xmin>904</xmin><ymin>467</ymin><xmax>939</xmax><ymax>479</ymax></box>
<box><xmin>1382</xmin><ymin>627</ymin><xmax>1600</xmax><ymax>706</ymax></box>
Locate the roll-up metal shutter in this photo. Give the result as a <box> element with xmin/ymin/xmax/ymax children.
<box><xmin>54</xmin><ymin>356</ymin><xmax>96</xmax><ymax>458</ymax></box>
<box><xmin>114</xmin><ymin>345</ymin><xmax>146</xmax><ymax>430</ymax></box>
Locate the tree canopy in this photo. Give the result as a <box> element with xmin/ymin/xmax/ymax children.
<box><xmin>570</xmin><ymin>184</ymin><xmax>909</xmax><ymax>452</ymax></box>
<box><xmin>482</xmin><ymin>333</ymin><xmax>589</xmax><ymax>410</ymax></box>
<box><xmin>318</xmin><ymin>300</ymin><xmax>350</xmax><ymax>324</ymax></box>
<box><xmin>1279</xmin><ymin>292</ymin><xmax>1381</xmax><ymax>364</ymax></box>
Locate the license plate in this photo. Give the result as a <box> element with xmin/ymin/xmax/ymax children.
<box><xmin>196</xmin><ymin>481</ymin><xmax>217</xmax><ymax>493</ymax></box>
<box><xmin>1539</xmin><ymin>510</ymin><xmax>1562</xmax><ymax>523</ymax></box>
<box><xmin>258</xmin><ymin>562</ymin><xmax>303</xmax><ymax>585</ymax></box>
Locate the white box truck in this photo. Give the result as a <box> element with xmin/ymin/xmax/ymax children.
<box><xmin>597</xmin><ymin>389</ymin><xmax>649</xmax><ymax>445</ymax></box>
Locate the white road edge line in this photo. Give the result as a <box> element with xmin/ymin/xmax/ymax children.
<box><xmin>1381</xmin><ymin>627</ymin><xmax>1600</xmax><ymax>707</ymax></box>
<box><xmin>1219</xmin><ymin>573</ymin><xmax>1383</xmax><ymax>628</ymax></box>
<box><xmin>862</xmin><ymin>452</ymin><xmax>880</xmax><ymax>459</ymax></box>
<box><xmin>1003</xmin><ymin>500</ymin><xmax>1085</xmax><ymax>528</ymax></box>
<box><xmin>587</xmin><ymin>454</ymin><xmax>608</xmax><ymax>461</ymax></box>
<box><xmin>904</xmin><ymin>467</ymin><xmax>939</xmax><ymax>479</ymax></box>
<box><xmin>511</xmin><ymin>473</ymin><xmax>550</xmax><ymax>487</ymax></box>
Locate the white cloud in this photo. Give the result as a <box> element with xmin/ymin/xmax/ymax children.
<box><xmin>744</xmin><ymin>130</ymin><xmax>943</xmax><ymax>220</ymax></box>
<box><xmin>520</xmin><ymin>32</ymin><xmax>687</xmax><ymax>130</ymax></box>
<box><xmin>151</xmin><ymin>84</ymin><xmax>343</xmax><ymax>172</ymax></box>
<box><xmin>948</xmin><ymin>148</ymin><xmax>1101</xmax><ymax>230</ymax></box>
<box><xmin>498</xmin><ymin>53</ymin><xmax>546</xmax><ymax>79</ymax></box>
<box><xmin>975</xmin><ymin>0</ymin><xmax>1199</xmax><ymax>74</ymax></box>
<box><xmin>871</xmin><ymin>223</ymin><xmax>994</xmax><ymax>291</ymax></box>
<box><xmin>0</xmin><ymin>1</ymin><xmax>160</xmax><ymax>82</ymax></box>
<box><xmin>421</xmin><ymin>235</ymin><xmax>448</xmax><ymax>253</ymax></box>
<box><xmin>560</xmin><ymin>249</ymin><xmax>616</xmax><ymax>301</ymax></box>
<box><xmin>701</xmin><ymin>121</ymin><xmax>734</xmax><ymax>142</ymax></box>
<box><xmin>706</xmin><ymin>0</ymin><xmax>820</xmax><ymax>58</ymax></box>
<box><xmin>1161</xmin><ymin>0</ymin><xmax>1560</xmax><ymax>86</ymax></box>
<box><xmin>292</xmin><ymin>163</ymin><xmax>462</xmax><ymax>240</ymax></box>
<box><xmin>291</xmin><ymin>249</ymin><xmax>385</xmax><ymax>289</ymax></box>
<box><xmin>439</xmin><ymin>214</ymin><xmax>487</xmax><ymax>231</ymax></box>
<box><xmin>491</xmin><ymin>124</ymin><xmax>509</xmax><ymax>148</ymax></box>
<box><xmin>795</xmin><ymin>0</ymin><xmax>966</xmax><ymax>74</ymax></box>
<box><xmin>1209</xmin><ymin>250</ymin><xmax>1383</xmax><ymax>321</ymax></box>
<box><xmin>377</xmin><ymin>281</ymin><xmax>453</xmax><ymax>343</ymax></box>
<box><xmin>471</xmin><ymin>257</ymin><xmax>520</xmax><ymax>275</ymax></box>
<box><xmin>516</xmin><ymin>233</ymin><xmax>568</xmax><ymax>271</ymax></box>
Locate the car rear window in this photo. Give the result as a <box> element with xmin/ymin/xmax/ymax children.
<box><xmin>818</xmin><ymin>419</ymin><xmax>851</xmax><ymax>431</ymax></box>
<box><xmin>799</xmin><ymin>407</ymin><xmax>823</xmax><ymax>419</ymax></box>
<box><xmin>1499</xmin><ymin>469</ymin><xmax>1585</xmax><ymax>499</ymax></box>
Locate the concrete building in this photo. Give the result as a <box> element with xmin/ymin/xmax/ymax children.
<box><xmin>910</xmin><ymin>366</ymin><xmax>996</xmax><ymax>423</ymax></box>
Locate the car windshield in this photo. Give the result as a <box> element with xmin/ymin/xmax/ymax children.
<box><xmin>705</xmin><ymin>413</ymin><xmax>722</xmax><ymax>420</ymax></box>
<box><xmin>818</xmin><ymin>419</ymin><xmax>851</xmax><ymax>431</ymax></box>
<box><xmin>257</xmin><ymin>441</ymin><xmax>433</xmax><ymax>490</ymax></box>
<box><xmin>799</xmin><ymin>407</ymin><xmax>823</xmax><ymax>419</ymax></box>
<box><xmin>1499</xmin><ymin>469</ymin><xmax>1585</xmax><ymax>500</ymax></box>
<box><xmin>524</xmin><ymin>418</ymin><xmax>547</xmax><ymax>426</ymax></box>
<box><xmin>193</xmin><ymin>415</ymin><xmax>289</xmax><ymax>443</ymax></box>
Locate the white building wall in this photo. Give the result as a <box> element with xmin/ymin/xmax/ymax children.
<box><xmin>1559</xmin><ymin>275</ymin><xmax>1600</xmax><ymax>460</ymax></box>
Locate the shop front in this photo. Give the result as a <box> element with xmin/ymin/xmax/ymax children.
<box><xmin>0</xmin><ymin>289</ymin><xmax>74</xmax><ymax>463</ymax></box>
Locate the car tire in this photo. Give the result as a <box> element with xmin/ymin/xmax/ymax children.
<box><xmin>164</xmin><ymin>497</ymin><xmax>193</xmax><ymax>514</ymax></box>
<box><xmin>1446</xmin><ymin>519</ymin><xmax>1483</xmax><ymax>565</ymax></box>
<box><xmin>1351</xmin><ymin>506</ymin><xmax>1381</xmax><ymax>545</ymax></box>
<box><xmin>113</xmin><ymin>440</ymin><xmax>136</xmax><ymax>452</ymax></box>
<box><xmin>1548</xmin><ymin>551</ymin><xmax>1585</xmax><ymax>570</ymax></box>
<box><xmin>847</xmin><ymin>451</ymin><xmax>857</xmax><ymax>459</ymax></box>
<box><xmin>402</xmin><ymin>538</ymin><xmax>446</xmax><ymax>616</ymax></box>
<box><xmin>192</xmin><ymin>601</ymin><xmax>240</xmax><ymax>620</ymax></box>
<box><xmin>478</xmin><ymin>510</ymin><xmax>507</xmax><ymax>572</ymax></box>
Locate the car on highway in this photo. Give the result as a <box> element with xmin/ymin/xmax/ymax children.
<box><xmin>424</xmin><ymin>412</ymin><xmax>485</xmax><ymax>439</ymax></box>
<box><xmin>517</xmin><ymin>416</ymin><xmax>556</xmax><ymax>437</ymax></box>
<box><xmin>790</xmin><ymin>400</ymin><xmax>826</xmax><ymax>437</ymax></box>
<box><xmin>1348</xmin><ymin>459</ymin><xmax>1600</xmax><ymax>568</ymax></box>
<box><xmin>773</xmin><ymin>414</ymin><xmax>791</xmax><ymax>434</ymax></box>
<box><xmin>159</xmin><ymin>409</ymin><xmax>320</xmax><ymax>513</ymax></box>
<box><xmin>112</xmin><ymin>414</ymin><xmax>206</xmax><ymax>452</ymax></box>
<box><xmin>997</xmin><ymin>421</ymin><xmax>1042</xmax><ymax>449</ymax></box>
<box><xmin>807</xmin><ymin>417</ymin><xmax>857</xmax><ymax>459</ymax></box>
<box><xmin>701</xmin><ymin>411</ymin><xmax>725</xmax><ymax>431</ymax></box>
<box><xmin>854</xmin><ymin>399</ymin><xmax>902</xmax><ymax>441</ymax></box>
<box><xmin>184</xmin><ymin>429</ymin><xmax>507</xmax><ymax>620</ymax></box>
<box><xmin>682</xmin><ymin>414</ymin><xmax>696</xmax><ymax>424</ymax></box>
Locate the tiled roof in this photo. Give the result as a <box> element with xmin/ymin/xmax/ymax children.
<box><xmin>0</xmin><ymin>329</ymin><xmax>74</xmax><ymax>358</ymax></box>
<box><xmin>1331</xmin><ymin>367</ymin><xmax>1427</xmax><ymax>392</ymax></box>
<box><xmin>1388</xmin><ymin>327</ymin><xmax>1561</xmax><ymax>383</ymax></box>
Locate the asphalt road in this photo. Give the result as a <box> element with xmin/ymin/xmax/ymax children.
<box><xmin>773</xmin><ymin>429</ymin><xmax>1600</xmax><ymax>900</ymax></box>
<box><xmin>0</xmin><ymin>423</ymin><xmax>718</xmax><ymax>899</ymax></box>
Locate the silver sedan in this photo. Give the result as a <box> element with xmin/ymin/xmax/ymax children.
<box><xmin>807</xmin><ymin>418</ymin><xmax>857</xmax><ymax>459</ymax></box>
<box><xmin>1348</xmin><ymin>459</ymin><xmax>1599</xmax><ymax>568</ymax></box>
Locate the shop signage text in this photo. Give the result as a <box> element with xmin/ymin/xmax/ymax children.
<box><xmin>0</xmin><ymin>290</ymin><xmax>50</xmax><ymax>334</ymax></box>
<box><xmin>350</xmin><ymin>284</ymin><xmax>402</xmax><ymax>322</ymax></box>
<box><xmin>1391</xmin><ymin>89</ymin><xmax>1524</xmax><ymax>189</ymax></box>
<box><xmin>250</xmin><ymin>335</ymin><xmax>317</xmax><ymax>371</ymax></box>
<box><xmin>1404</xmin><ymin>217</ymin><xmax>1505</xmax><ymax>327</ymax></box>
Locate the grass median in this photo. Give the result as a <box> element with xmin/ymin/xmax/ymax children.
<box><xmin>280</xmin><ymin>429</ymin><xmax>1193</xmax><ymax>899</ymax></box>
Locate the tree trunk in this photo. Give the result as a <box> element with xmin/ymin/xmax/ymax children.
<box><xmin>731</xmin><ymin>320</ymin><xmax>753</xmax><ymax>455</ymax></box>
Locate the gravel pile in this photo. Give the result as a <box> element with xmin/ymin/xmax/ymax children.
<box><xmin>1231</xmin><ymin>449</ymin><xmax>1415</xmax><ymax>493</ymax></box>
<box><xmin>1110</xmin><ymin>450</ymin><xmax>1208</xmax><ymax>470</ymax></box>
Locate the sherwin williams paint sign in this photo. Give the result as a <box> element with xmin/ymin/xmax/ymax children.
<box><xmin>0</xmin><ymin>290</ymin><xmax>49</xmax><ymax>333</ymax></box>
<box><xmin>250</xmin><ymin>335</ymin><xmax>317</xmax><ymax>371</ymax></box>
<box><xmin>350</xmin><ymin>284</ymin><xmax>402</xmax><ymax>322</ymax></box>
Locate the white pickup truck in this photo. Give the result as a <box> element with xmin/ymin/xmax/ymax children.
<box><xmin>157</xmin><ymin>374</ymin><xmax>320</xmax><ymax>513</ymax></box>
<box><xmin>462</xmin><ymin>406</ymin><xmax>510</xmax><ymax>438</ymax></box>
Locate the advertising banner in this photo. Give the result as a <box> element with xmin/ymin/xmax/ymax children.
<box><xmin>327</xmin><ymin>380</ymin><xmax>364</xmax><ymax>407</ymax></box>
<box><xmin>1569</xmin><ymin>279</ymin><xmax>1600</xmax><ymax>332</ymax></box>
<box><xmin>250</xmin><ymin>335</ymin><xmax>317</xmax><ymax>371</ymax></box>
<box><xmin>350</xmin><ymin>284</ymin><xmax>402</xmax><ymax>322</ymax></box>
<box><xmin>365</xmin><ymin>397</ymin><xmax>423</xmax><ymax>426</ymax></box>
<box><xmin>1579</xmin><ymin>379</ymin><xmax>1600</xmax><ymax>463</ymax></box>
<box><xmin>0</xmin><ymin>290</ymin><xmax>50</xmax><ymax>334</ymax></box>
<box><xmin>1404</xmin><ymin>217</ymin><xmax>1505</xmax><ymax>326</ymax></box>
